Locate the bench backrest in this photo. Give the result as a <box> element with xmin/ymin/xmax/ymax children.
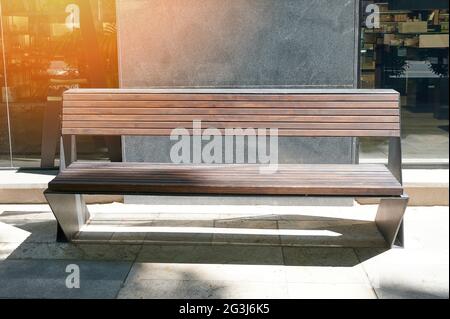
<box><xmin>62</xmin><ymin>89</ymin><xmax>400</xmax><ymax>137</ymax></box>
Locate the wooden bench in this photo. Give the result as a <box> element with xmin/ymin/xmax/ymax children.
<box><xmin>45</xmin><ymin>88</ymin><xmax>408</xmax><ymax>247</ymax></box>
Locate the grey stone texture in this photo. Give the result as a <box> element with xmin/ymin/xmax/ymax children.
<box><xmin>117</xmin><ymin>0</ymin><xmax>357</xmax><ymax>88</ymax></box>
<box><xmin>117</xmin><ymin>0</ymin><xmax>359</xmax><ymax>188</ymax></box>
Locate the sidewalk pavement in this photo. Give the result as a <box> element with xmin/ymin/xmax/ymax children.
<box><xmin>0</xmin><ymin>203</ymin><xmax>448</xmax><ymax>299</ymax></box>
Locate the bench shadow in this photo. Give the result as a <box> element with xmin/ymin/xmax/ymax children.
<box><xmin>1</xmin><ymin>210</ymin><xmax>388</xmax><ymax>268</ymax></box>
<box><xmin>16</xmin><ymin>168</ymin><xmax>58</xmax><ymax>176</ymax></box>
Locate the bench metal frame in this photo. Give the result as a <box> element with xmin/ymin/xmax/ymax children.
<box><xmin>45</xmin><ymin>190</ymin><xmax>408</xmax><ymax>248</ymax></box>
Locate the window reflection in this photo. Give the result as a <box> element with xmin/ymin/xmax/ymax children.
<box><xmin>0</xmin><ymin>0</ymin><xmax>118</xmax><ymax>168</ymax></box>
<box><xmin>360</xmin><ymin>1</ymin><xmax>449</xmax><ymax>164</ymax></box>
<box><xmin>0</xmin><ymin>2</ymin><xmax>12</xmax><ymax>167</ymax></box>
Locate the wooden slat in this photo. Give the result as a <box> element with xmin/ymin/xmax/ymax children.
<box><xmin>63</xmin><ymin>100</ymin><xmax>399</xmax><ymax>109</ymax></box>
<box><xmin>63</xmin><ymin>107</ymin><xmax>399</xmax><ymax>116</ymax></box>
<box><xmin>64</xmin><ymin>88</ymin><xmax>398</xmax><ymax>94</ymax></box>
<box><xmin>48</xmin><ymin>184</ymin><xmax>402</xmax><ymax>196</ymax></box>
<box><xmin>64</xmin><ymin>93</ymin><xmax>399</xmax><ymax>102</ymax></box>
<box><xmin>48</xmin><ymin>163</ymin><xmax>403</xmax><ymax>196</ymax></box>
<box><xmin>68</xmin><ymin>162</ymin><xmax>390</xmax><ymax>170</ymax></box>
<box><xmin>63</xmin><ymin>114</ymin><xmax>399</xmax><ymax>123</ymax></box>
<box><xmin>57</xmin><ymin>174</ymin><xmax>400</xmax><ymax>183</ymax></box>
<box><xmin>61</xmin><ymin>128</ymin><xmax>400</xmax><ymax>137</ymax></box>
<box><xmin>62</xmin><ymin>121</ymin><xmax>401</xmax><ymax>130</ymax></box>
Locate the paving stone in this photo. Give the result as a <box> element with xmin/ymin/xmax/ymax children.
<box><xmin>354</xmin><ymin>206</ymin><xmax>449</xmax><ymax>299</ymax></box>
<box><xmin>156</xmin><ymin>213</ymin><xmax>222</xmax><ymax>221</ymax></box>
<box><xmin>278</xmin><ymin>220</ymin><xmax>386</xmax><ymax>247</ymax></box>
<box><xmin>282</xmin><ymin>247</ymin><xmax>360</xmax><ymax>267</ymax></box>
<box><xmin>0</xmin><ymin>222</ymin><xmax>30</xmax><ymax>243</ymax></box>
<box><xmin>118</xmin><ymin>279</ymin><xmax>288</xmax><ymax>299</ymax></box>
<box><xmin>402</xmin><ymin>207</ymin><xmax>449</xmax><ymax>250</ymax></box>
<box><xmin>111</xmin><ymin>232</ymin><xmax>147</xmax><ymax>243</ymax></box>
<box><xmin>355</xmin><ymin>248</ymin><xmax>449</xmax><ymax>299</ymax></box>
<box><xmin>119</xmin><ymin>220</ymin><xmax>154</xmax><ymax>227</ymax></box>
<box><xmin>0</xmin><ymin>210</ymin><xmax>54</xmax><ymax>221</ymax></box>
<box><xmin>77</xmin><ymin>231</ymin><xmax>114</xmax><ymax>241</ymax></box>
<box><xmin>2</xmin><ymin>219</ymin><xmax>58</xmax><ymax>243</ymax></box>
<box><xmin>140</xmin><ymin>220</ymin><xmax>215</xmax><ymax>244</ymax></box>
<box><xmin>88</xmin><ymin>213</ymin><xmax>128</xmax><ymax>221</ymax></box>
<box><xmin>7</xmin><ymin>243</ymin><xmax>141</xmax><ymax>261</ymax></box>
<box><xmin>144</xmin><ymin>232</ymin><xmax>214</xmax><ymax>244</ymax></box>
<box><xmin>137</xmin><ymin>244</ymin><xmax>284</xmax><ymax>265</ymax></box>
<box><xmin>287</xmin><ymin>283</ymin><xmax>376</xmax><ymax>299</ymax></box>
<box><xmin>212</xmin><ymin>233</ymin><xmax>280</xmax><ymax>245</ymax></box>
<box><xmin>87</xmin><ymin>219</ymin><xmax>123</xmax><ymax>226</ymax></box>
<box><xmin>213</xmin><ymin>219</ymin><xmax>280</xmax><ymax>245</ymax></box>
<box><xmin>125</xmin><ymin>262</ymin><xmax>286</xmax><ymax>283</ymax></box>
<box><xmin>0</xmin><ymin>259</ymin><xmax>132</xmax><ymax>299</ymax></box>
<box><xmin>284</xmin><ymin>265</ymin><xmax>370</xmax><ymax>285</ymax></box>
<box><xmin>0</xmin><ymin>243</ymin><xmax>21</xmax><ymax>260</ymax></box>
<box><xmin>151</xmin><ymin>220</ymin><xmax>214</xmax><ymax>227</ymax></box>
<box><xmin>117</xmin><ymin>279</ymin><xmax>228</xmax><ymax>299</ymax></box>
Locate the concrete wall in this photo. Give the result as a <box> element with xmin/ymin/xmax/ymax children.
<box><xmin>118</xmin><ymin>0</ymin><xmax>358</xmax><ymax>88</ymax></box>
<box><xmin>116</xmin><ymin>0</ymin><xmax>360</xmax><ymax>204</ymax></box>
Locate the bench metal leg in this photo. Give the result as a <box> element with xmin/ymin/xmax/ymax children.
<box><xmin>375</xmin><ymin>195</ymin><xmax>409</xmax><ymax>248</ymax></box>
<box><xmin>396</xmin><ymin>220</ymin><xmax>405</xmax><ymax>247</ymax></box>
<box><xmin>45</xmin><ymin>192</ymin><xmax>90</xmax><ymax>241</ymax></box>
<box><xmin>56</xmin><ymin>222</ymin><xmax>69</xmax><ymax>243</ymax></box>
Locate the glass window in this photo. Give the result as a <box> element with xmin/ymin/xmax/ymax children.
<box><xmin>0</xmin><ymin>0</ymin><xmax>119</xmax><ymax>168</ymax></box>
<box><xmin>0</xmin><ymin>20</ymin><xmax>12</xmax><ymax>167</ymax></box>
<box><xmin>360</xmin><ymin>1</ymin><xmax>449</xmax><ymax>166</ymax></box>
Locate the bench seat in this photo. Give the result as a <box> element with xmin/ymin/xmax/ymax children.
<box><xmin>48</xmin><ymin>162</ymin><xmax>403</xmax><ymax>196</ymax></box>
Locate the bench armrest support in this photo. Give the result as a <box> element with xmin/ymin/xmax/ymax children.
<box><xmin>388</xmin><ymin>136</ymin><xmax>402</xmax><ymax>184</ymax></box>
<box><xmin>60</xmin><ymin>135</ymin><xmax>77</xmax><ymax>171</ymax></box>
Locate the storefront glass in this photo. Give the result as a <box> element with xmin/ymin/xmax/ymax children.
<box><xmin>0</xmin><ymin>24</ymin><xmax>12</xmax><ymax>167</ymax></box>
<box><xmin>360</xmin><ymin>1</ymin><xmax>449</xmax><ymax>165</ymax></box>
<box><xmin>0</xmin><ymin>0</ymin><xmax>118</xmax><ymax>168</ymax></box>
<box><xmin>2</xmin><ymin>1</ymin><xmax>448</xmax><ymax>168</ymax></box>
